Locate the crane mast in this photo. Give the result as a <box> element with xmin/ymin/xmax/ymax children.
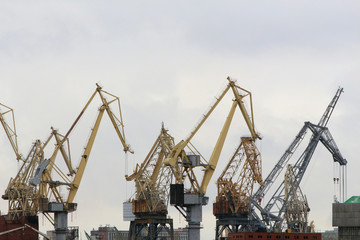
<box><xmin>165</xmin><ymin>77</ymin><xmax>260</xmax><ymax>240</ymax></box>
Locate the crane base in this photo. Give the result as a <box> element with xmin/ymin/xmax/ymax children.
<box><xmin>128</xmin><ymin>217</ymin><xmax>174</xmax><ymax>240</ymax></box>
<box><xmin>227</xmin><ymin>232</ymin><xmax>322</xmax><ymax>240</ymax></box>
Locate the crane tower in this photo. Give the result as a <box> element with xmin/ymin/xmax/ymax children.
<box><xmin>214</xmin><ymin>137</ymin><xmax>264</xmax><ymax>238</ymax></box>
<box><xmin>165</xmin><ymin>77</ymin><xmax>260</xmax><ymax>240</ymax></box>
<box><xmin>125</xmin><ymin>124</ymin><xmax>175</xmax><ymax>240</ymax></box>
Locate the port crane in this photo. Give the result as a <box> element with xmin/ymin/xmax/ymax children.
<box><xmin>164</xmin><ymin>77</ymin><xmax>260</xmax><ymax>240</ymax></box>
<box><xmin>251</xmin><ymin>87</ymin><xmax>347</xmax><ymax>231</ymax></box>
<box><xmin>214</xmin><ymin>136</ymin><xmax>264</xmax><ymax>239</ymax></box>
<box><xmin>125</xmin><ymin>124</ymin><xmax>175</xmax><ymax>240</ymax></box>
<box><xmin>0</xmin><ymin>103</ymin><xmax>53</xmax><ymax>239</ymax></box>
<box><xmin>213</xmin><ymin>82</ymin><xmax>263</xmax><ymax>239</ymax></box>
<box><xmin>0</xmin><ymin>103</ymin><xmax>40</xmax><ymax>219</ymax></box>
<box><xmin>30</xmin><ymin>84</ymin><xmax>132</xmax><ymax>240</ymax></box>
<box><xmin>1</xmin><ymin>103</ymin><xmax>84</xmax><ymax>240</ymax></box>
<box><xmin>1</xmin><ymin>104</ymin><xmax>61</xmax><ymax>220</ymax></box>
<box><xmin>2</xmin><ymin>130</ymin><xmax>61</xmax><ymax>220</ymax></box>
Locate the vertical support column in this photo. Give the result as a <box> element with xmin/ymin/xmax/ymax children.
<box><xmin>128</xmin><ymin>221</ymin><xmax>135</xmax><ymax>240</ymax></box>
<box><xmin>149</xmin><ymin>223</ymin><xmax>157</xmax><ymax>239</ymax></box>
<box><xmin>345</xmin><ymin>165</ymin><xmax>347</xmax><ymax>201</ymax></box>
<box><xmin>339</xmin><ymin>165</ymin><xmax>347</xmax><ymax>203</ymax></box>
<box><xmin>187</xmin><ymin>222</ymin><xmax>201</xmax><ymax>240</ymax></box>
<box><xmin>169</xmin><ymin>219</ymin><xmax>174</xmax><ymax>240</ymax></box>
<box><xmin>215</xmin><ymin>221</ymin><xmax>220</xmax><ymax>240</ymax></box>
<box><xmin>128</xmin><ymin>218</ymin><xmax>174</xmax><ymax>240</ymax></box>
<box><xmin>54</xmin><ymin>211</ymin><xmax>68</xmax><ymax>240</ymax></box>
<box><xmin>186</xmin><ymin>204</ymin><xmax>202</xmax><ymax>240</ymax></box>
<box><xmin>342</xmin><ymin>166</ymin><xmax>346</xmax><ymax>202</ymax></box>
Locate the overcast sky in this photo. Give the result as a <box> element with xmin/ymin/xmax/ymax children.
<box><xmin>0</xmin><ymin>1</ymin><xmax>359</xmax><ymax>239</ymax></box>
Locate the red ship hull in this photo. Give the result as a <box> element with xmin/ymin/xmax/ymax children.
<box><xmin>0</xmin><ymin>215</ymin><xmax>38</xmax><ymax>240</ymax></box>
<box><xmin>228</xmin><ymin>232</ymin><xmax>321</xmax><ymax>240</ymax></box>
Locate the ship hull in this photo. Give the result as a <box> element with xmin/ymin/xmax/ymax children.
<box><xmin>0</xmin><ymin>215</ymin><xmax>38</xmax><ymax>240</ymax></box>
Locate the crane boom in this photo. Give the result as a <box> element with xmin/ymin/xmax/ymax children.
<box><xmin>28</xmin><ymin>84</ymin><xmax>133</xmax><ymax>240</ymax></box>
<box><xmin>228</xmin><ymin>77</ymin><xmax>259</xmax><ymax>140</ymax></box>
<box><xmin>213</xmin><ymin>80</ymin><xmax>263</xmax><ymax>237</ymax></box>
<box><xmin>318</xmin><ymin>87</ymin><xmax>343</xmax><ymax>127</ymax></box>
<box><xmin>200</xmin><ymin>100</ymin><xmax>237</xmax><ymax>194</ymax></box>
<box><xmin>165</xmin><ymin>77</ymin><xmax>259</xmax><ymax>240</ymax></box>
<box><xmin>35</xmin><ymin>84</ymin><xmax>133</xmax><ymax>208</ymax></box>
<box><xmin>253</xmin><ymin>87</ymin><xmax>344</xmax><ymax>203</ymax></box>
<box><xmin>0</xmin><ymin>103</ymin><xmax>22</xmax><ymax>161</ymax></box>
<box><xmin>164</xmin><ymin>84</ymin><xmax>231</xmax><ymax>168</ymax></box>
<box><xmin>185</xmin><ymin>84</ymin><xmax>231</xmax><ymax>145</ymax></box>
<box><xmin>65</xmin><ymin>85</ymin><xmax>133</xmax><ymax>204</ymax></box>
<box><xmin>53</xmin><ymin>129</ymin><xmax>74</xmax><ymax>176</ymax></box>
<box><xmin>67</xmin><ymin>105</ymin><xmax>105</xmax><ymax>204</ymax></box>
<box><xmin>97</xmin><ymin>86</ymin><xmax>132</xmax><ymax>153</ymax></box>
<box><xmin>165</xmin><ymin>77</ymin><xmax>260</xmax><ymax>193</ymax></box>
<box><xmin>253</xmin><ymin>124</ymin><xmax>308</xmax><ymax>202</ymax></box>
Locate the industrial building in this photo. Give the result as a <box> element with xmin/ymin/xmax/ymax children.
<box><xmin>333</xmin><ymin>196</ymin><xmax>360</xmax><ymax>240</ymax></box>
<box><xmin>89</xmin><ymin>225</ymin><xmax>127</xmax><ymax>240</ymax></box>
<box><xmin>322</xmin><ymin>229</ymin><xmax>338</xmax><ymax>240</ymax></box>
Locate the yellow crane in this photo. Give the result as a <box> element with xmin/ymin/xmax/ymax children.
<box><xmin>164</xmin><ymin>77</ymin><xmax>260</xmax><ymax>240</ymax></box>
<box><xmin>212</xmin><ymin>81</ymin><xmax>263</xmax><ymax>238</ymax></box>
<box><xmin>125</xmin><ymin>124</ymin><xmax>175</xmax><ymax>240</ymax></box>
<box><xmin>216</xmin><ymin>137</ymin><xmax>263</xmax><ymax>213</ymax></box>
<box><xmin>0</xmin><ymin>104</ymin><xmax>58</xmax><ymax>220</ymax></box>
<box><xmin>0</xmin><ymin>104</ymin><xmax>76</xmax><ymax>239</ymax></box>
<box><xmin>3</xmin><ymin>135</ymin><xmax>54</xmax><ymax>219</ymax></box>
<box><xmin>30</xmin><ymin>84</ymin><xmax>132</xmax><ymax>240</ymax></box>
<box><xmin>0</xmin><ymin>103</ymin><xmax>22</xmax><ymax>161</ymax></box>
<box><xmin>214</xmin><ymin>137</ymin><xmax>264</xmax><ymax>237</ymax></box>
<box><xmin>126</xmin><ymin>124</ymin><xmax>174</xmax><ymax>215</ymax></box>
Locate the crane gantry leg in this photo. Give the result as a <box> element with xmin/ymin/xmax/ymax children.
<box><xmin>128</xmin><ymin>217</ymin><xmax>174</xmax><ymax>240</ymax></box>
